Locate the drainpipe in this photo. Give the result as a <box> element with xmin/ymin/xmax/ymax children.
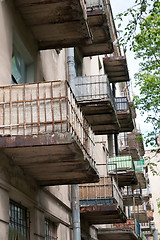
<box><xmin>71</xmin><ymin>185</ymin><xmax>81</xmax><ymax>240</ymax></box>
<box><xmin>67</xmin><ymin>48</ymin><xmax>76</xmax><ymax>94</ymax></box>
<box><xmin>67</xmin><ymin>48</ymin><xmax>81</xmax><ymax>240</ymax></box>
<box><xmin>112</xmin><ymin>83</ymin><xmax>119</xmax><ymax>156</ymax></box>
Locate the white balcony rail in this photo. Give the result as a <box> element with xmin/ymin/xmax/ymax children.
<box><xmin>74</xmin><ymin>74</ymin><xmax>115</xmax><ymax>107</ymax></box>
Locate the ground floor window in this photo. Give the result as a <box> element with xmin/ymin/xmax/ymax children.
<box><xmin>9</xmin><ymin>200</ymin><xmax>30</xmax><ymax>240</ymax></box>
<box><xmin>45</xmin><ymin>218</ymin><xmax>57</xmax><ymax>240</ymax></box>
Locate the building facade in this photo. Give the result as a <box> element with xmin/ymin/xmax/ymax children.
<box><xmin>0</xmin><ymin>0</ymin><xmax>158</xmax><ymax>240</ymax></box>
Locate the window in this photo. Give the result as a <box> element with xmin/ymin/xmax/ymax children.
<box><xmin>12</xmin><ymin>48</ymin><xmax>26</xmax><ymax>84</ymax></box>
<box><xmin>9</xmin><ymin>200</ymin><xmax>30</xmax><ymax>240</ymax></box>
<box><xmin>11</xmin><ymin>31</ymin><xmax>34</xmax><ymax>85</ymax></box>
<box><xmin>45</xmin><ymin>219</ymin><xmax>57</xmax><ymax>240</ymax></box>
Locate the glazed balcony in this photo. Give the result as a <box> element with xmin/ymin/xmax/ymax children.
<box><xmin>10</xmin><ymin>0</ymin><xmax>92</xmax><ymax>49</ymax></box>
<box><xmin>127</xmin><ymin>132</ymin><xmax>145</xmax><ymax>157</ymax></box>
<box><xmin>98</xmin><ymin>219</ymin><xmax>141</xmax><ymax>240</ymax></box>
<box><xmin>81</xmin><ymin>0</ymin><xmax>113</xmax><ymax>56</ymax></box>
<box><xmin>119</xmin><ymin>135</ymin><xmax>141</xmax><ymax>162</ymax></box>
<box><xmin>131</xmin><ymin>204</ymin><xmax>148</xmax><ymax>223</ymax></box>
<box><xmin>122</xmin><ymin>186</ymin><xmax>143</xmax><ymax>206</ymax></box>
<box><xmin>74</xmin><ymin>75</ymin><xmax>120</xmax><ymax>134</ymax></box>
<box><xmin>79</xmin><ymin>177</ymin><xmax>126</xmax><ymax>224</ymax></box>
<box><xmin>103</xmin><ymin>56</ymin><xmax>130</xmax><ymax>83</ymax></box>
<box><xmin>0</xmin><ymin>81</ymin><xmax>99</xmax><ymax>185</ymax></box>
<box><xmin>108</xmin><ymin>156</ymin><xmax>137</xmax><ymax>187</ymax></box>
<box><xmin>115</xmin><ymin>97</ymin><xmax>134</xmax><ymax>132</ymax></box>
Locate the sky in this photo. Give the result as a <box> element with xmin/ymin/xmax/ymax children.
<box><xmin>110</xmin><ymin>0</ymin><xmax>153</xmax><ymax>146</ymax></box>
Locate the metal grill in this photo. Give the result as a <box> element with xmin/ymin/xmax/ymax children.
<box><xmin>9</xmin><ymin>200</ymin><xmax>30</xmax><ymax>240</ymax></box>
<box><xmin>115</xmin><ymin>97</ymin><xmax>130</xmax><ymax>111</ymax></box>
<box><xmin>45</xmin><ymin>219</ymin><xmax>57</xmax><ymax>240</ymax></box>
<box><xmin>74</xmin><ymin>75</ymin><xmax>116</xmax><ymax>108</ymax></box>
<box><xmin>0</xmin><ymin>81</ymin><xmax>95</xmax><ymax>164</ymax></box>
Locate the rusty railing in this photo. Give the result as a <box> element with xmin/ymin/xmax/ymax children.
<box><xmin>0</xmin><ymin>81</ymin><xmax>96</xmax><ymax>164</ymax></box>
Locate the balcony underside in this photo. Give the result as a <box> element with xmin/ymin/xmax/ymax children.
<box><xmin>80</xmin><ymin>203</ymin><xmax>126</xmax><ymax>224</ymax></box>
<box><xmin>117</xmin><ymin>111</ymin><xmax>134</xmax><ymax>132</ymax></box>
<box><xmin>98</xmin><ymin>229</ymin><xmax>139</xmax><ymax>240</ymax></box>
<box><xmin>78</xmin><ymin>100</ymin><xmax>120</xmax><ymax>134</ymax></box>
<box><xmin>119</xmin><ymin>147</ymin><xmax>140</xmax><ymax>162</ymax></box>
<box><xmin>81</xmin><ymin>10</ymin><xmax>113</xmax><ymax>56</ymax></box>
<box><xmin>131</xmin><ymin>212</ymin><xmax>148</xmax><ymax>223</ymax></box>
<box><xmin>13</xmin><ymin>0</ymin><xmax>91</xmax><ymax>49</ymax></box>
<box><xmin>123</xmin><ymin>195</ymin><xmax>143</xmax><ymax>206</ymax></box>
<box><xmin>0</xmin><ymin>133</ymin><xmax>99</xmax><ymax>186</ymax></box>
<box><xmin>103</xmin><ymin>56</ymin><xmax>130</xmax><ymax>83</ymax></box>
<box><xmin>109</xmin><ymin>171</ymin><xmax>138</xmax><ymax>187</ymax></box>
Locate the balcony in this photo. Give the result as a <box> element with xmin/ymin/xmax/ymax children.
<box><xmin>79</xmin><ymin>177</ymin><xmax>126</xmax><ymax>224</ymax></box>
<box><xmin>0</xmin><ymin>81</ymin><xmax>99</xmax><ymax>185</ymax></box>
<box><xmin>119</xmin><ymin>135</ymin><xmax>141</xmax><ymax>162</ymax></box>
<box><xmin>127</xmin><ymin>133</ymin><xmax>145</xmax><ymax>157</ymax></box>
<box><xmin>10</xmin><ymin>0</ymin><xmax>92</xmax><ymax>49</ymax></box>
<box><xmin>122</xmin><ymin>186</ymin><xmax>143</xmax><ymax>206</ymax></box>
<box><xmin>142</xmin><ymin>189</ymin><xmax>152</xmax><ymax>202</ymax></box>
<box><xmin>134</xmin><ymin>160</ymin><xmax>146</xmax><ymax>189</ymax></box>
<box><xmin>98</xmin><ymin>219</ymin><xmax>141</xmax><ymax>240</ymax></box>
<box><xmin>115</xmin><ymin>97</ymin><xmax>134</xmax><ymax>132</ymax></box>
<box><xmin>108</xmin><ymin>156</ymin><xmax>137</xmax><ymax>187</ymax></box>
<box><xmin>131</xmin><ymin>204</ymin><xmax>148</xmax><ymax>223</ymax></box>
<box><xmin>103</xmin><ymin>56</ymin><xmax>130</xmax><ymax>83</ymax></box>
<box><xmin>81</xmin><ymin>0</ymin><xmax>113</xmax><ymax>56</ymax></box>
<box><xmin>74</xmin><ymin>75</ymin><xmax>120</xmax><ymax>134</ymax></box>
<box><xmin>141</xmin><ymin>223</ymin><xmax>151</xmax><ymax>232</ymax></box>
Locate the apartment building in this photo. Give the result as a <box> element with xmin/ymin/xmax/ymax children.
<box><xmin>0</xmin><ymin>0</ymin><xmax>158</xmax><ymax>240</ymax></box>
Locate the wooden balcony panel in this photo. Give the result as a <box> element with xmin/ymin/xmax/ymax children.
<box><xmin>115</xmin><ymin>97</ymin><xmax>134</xmax><ymax>132</ymax></box>
<box><xmin>108</xmin><ymin>156</ymin><xmax>137</xmax><ymax>187</ymax></box>
<box><xmin>74</xmin><ymin>75</ymin><xmax>120</xmax><ymax>135</ymax></box>
<box><xmin>81</xmin><ymin>0</ymin><xmax>113</xmax><ymax>56</ymax></box>
<box><xmin>103</xmin><ymin>56</ymin><xmax>130</xmax><ymax>83</ymax></box>
<box><xmin>0</xmin><ymin>81</ymin><xmax>99</xmax><ymax>185</ymax></box>
<box><xmin>12</xmin><ymin>0</ymin><xmax>92</xmax><ymax>49</ymax></box>
<box><xmin>79</xmin><ymin>177</ymin><xmax>126</xmax><ymax>224</ymax></box>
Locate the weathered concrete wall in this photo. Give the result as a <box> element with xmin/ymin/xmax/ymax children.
<box><xmin>0</xmin><ymin>1</ymin><xmax>12</xmax><ymax>85</ymax></box>
<box><xmin>41</xmin><ymin>49</ymin><xmax>66</xmax><ymax>82</ymax></box>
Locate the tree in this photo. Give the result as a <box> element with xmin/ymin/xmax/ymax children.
<box><xmin>117</xmin><ymin>0</ymin><xmax>160</xmax><ymax>150</ymax></box>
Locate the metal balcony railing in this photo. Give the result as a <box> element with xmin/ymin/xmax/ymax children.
<box><xmin>85</xmin><ymin>0</ymin><xmax>105</xmax><ymax>11</ymax></box>
<box><xmin>115</xmin><ymin>97</ymin><xmax>131</xmax><ymax>112</ymax></box>
<box><xmin>0</xmin><ymin>81</ymin><xmax>95</xmax><ymax>162</ymax></box>
<box><xmin>79</xmin><ymin>176</ymin><xmax>123</xmax><ymax>209</ymax></box>
<box><xmin>134</xmin><ymin>159</ymin><xmax>145</xmax><ymax>172</ymax></box>
<box><xmin>108</xmin><ymin>156</ymin><xmax>135</xmax><ymax>172</ymax></box>
<box><xmin>74</xmin><ymin>74</ymin><xmax>115</xmax><ymax>107</ymax></box>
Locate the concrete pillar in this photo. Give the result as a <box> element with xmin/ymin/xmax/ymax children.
<box><xmin>0</xmin><ymin>187</ymin><xmax>9</xmax><ymax>240</ymax></box>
